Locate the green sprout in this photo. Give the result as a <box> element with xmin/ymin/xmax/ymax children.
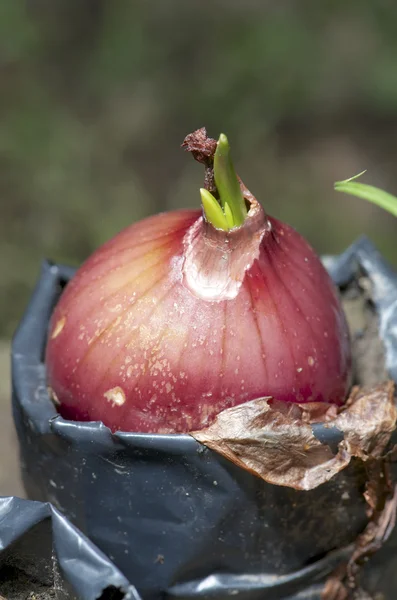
<box><xmin>202</xmin><ymin>133</ymin><xmax>247</xmax><ymax>230</ymax></box>
<box><xmin>200</xmin><ymin>188</ymin><xmax>228</xmax><ymax>230</ymax></box>
<box><xmin>334</xmin><ymin>171</ymin><xmax>397</xmax><ymax>217</ymax></box>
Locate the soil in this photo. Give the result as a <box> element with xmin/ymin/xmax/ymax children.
<box><xmin>341</xmin><ymin>275</ymin><xmax>388</xmax><ymax>388</ymax></box>
<box><xmin>0</xmin><ymin>567</ymin><xmax>125</xmax><ymax>600</ymax></box>
<box><xmin>0</xmin><ymin>567</ymin><xmax>55</xmax><ymax>600</ymax></box>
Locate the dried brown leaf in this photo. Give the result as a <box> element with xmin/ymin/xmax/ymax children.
<box><xmin>321</xmin><ymin>566</ymin><xmax>349</xmax><ymax>600</ymax></box>
<box><xmin>348</xmin><ymin>483</ymin><xmax>397</xmax><ymax>578</ymax></box>
<box><xmin>335</xmin><ymin>384</ymin><xmax>397</xmax><ymax>461</ymax></box>
<box><xmin>191</xmin><ymin>381</ymin><xmax>396</xmax><ymax>491</ymax></box>
<box><xmin>322</xmin><ymin>482</ymin><xmax>397</xmax><ymax>599</ymax></box>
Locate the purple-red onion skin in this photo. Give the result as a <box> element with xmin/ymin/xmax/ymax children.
<box><xmin>46</xmin><ymin>206</ymin><xmax>351</xmax><ymax>433</ymax></box>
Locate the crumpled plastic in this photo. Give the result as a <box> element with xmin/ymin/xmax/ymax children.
<box><xmin>0</xmin><ymin>495</ymin><xmax>142</xmax><ymax>600</ymax></box>
<box><xmin>9</xmin><ymin>237</ymin><xmax>397</xmax><ymax>600</ymax></box>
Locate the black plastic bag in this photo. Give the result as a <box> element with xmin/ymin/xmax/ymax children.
<box><xmin>0</xmin><ymin>495</ymin><xmax>142</xmax><ymax>600</ymax></box>
<box><xmin>10</xmin><ymin>238</ymin><xmax>397</xmax><ymax>600</ymax></box>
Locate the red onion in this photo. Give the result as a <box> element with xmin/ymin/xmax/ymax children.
<box><xmin>45</xmin><ymin>129</ymin><xmax>352</xmax><ymax>433</ymax></box>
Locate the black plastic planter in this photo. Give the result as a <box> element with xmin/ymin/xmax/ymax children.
<box><xmin>11</xmin><ymin>238</ymin><xmax>397</xmax><ymax>600</ymax></box>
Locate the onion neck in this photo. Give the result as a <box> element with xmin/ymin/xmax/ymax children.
<box><xmin>182</xmin><ymin>191</ymin><xmax>272</xmax><ymax>301</ymax></box>
<box><xmin>202</xmin><ymin>191</ymin><xmax>267</xmax><ymax>247</ymax></box>
<box><xmin>180</xmin><ymin>127</ymin><xmax>272</xmax><ymax>300</ymax></box>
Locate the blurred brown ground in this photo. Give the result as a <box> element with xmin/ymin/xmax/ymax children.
<box><xmin>0</xmin><ymin>341</ymin><xmax>25</xmax><ymax>497</ymax></box>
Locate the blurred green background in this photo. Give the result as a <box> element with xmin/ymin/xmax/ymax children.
<box><xmin>1</xmin><ymin>0</ymin><xmax>397</xmax><ymax>339</ymax></box>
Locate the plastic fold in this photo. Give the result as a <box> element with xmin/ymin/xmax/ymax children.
<box><xmin>0</xmin><ymin>496</ymin><xmax>141</xmax><ymax>599</ymax></box>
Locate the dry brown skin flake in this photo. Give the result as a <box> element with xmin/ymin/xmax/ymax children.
<box><xmin>191</xmin><ymin>381</ymin><xmax>396</xmax><ymax>491</ymax></box>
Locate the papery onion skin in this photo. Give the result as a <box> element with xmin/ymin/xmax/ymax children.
<box><xmin>45</xmin><ymin>196</ymin><xmax>352</xmax><ymax>434</ymax></box>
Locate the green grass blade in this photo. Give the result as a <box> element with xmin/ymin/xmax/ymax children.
<box><xmin>334</xmin><ymin>175</ymin><xmax>397</xmax><ymax>217</ymax></box>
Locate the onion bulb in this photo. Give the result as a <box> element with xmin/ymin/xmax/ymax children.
<box><xmin>45</xmin><ymin>129</ymin><xmax>352</xmax><ymax>433</ymax></box>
